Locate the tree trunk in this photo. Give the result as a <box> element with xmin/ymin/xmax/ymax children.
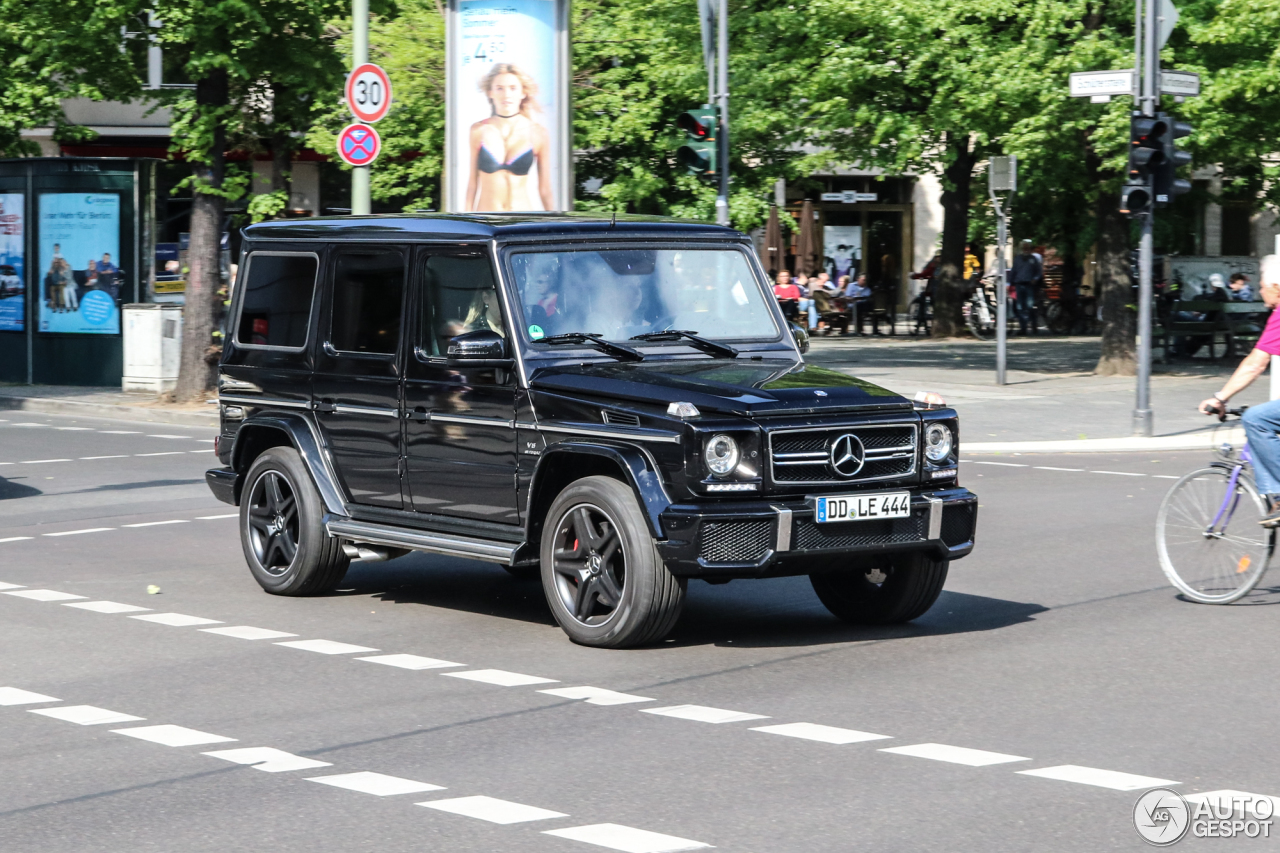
<box><xmin>173</xmin><ymin>69</ymin><xmax>228</xmax><ymax>402</ymax></box>
<box><xmin>1094</xmin><ymin>200</ymin><xmax>1135</xmax><ymax>376</ymax></box>
<box><xmin>269</xmin><ymin>83</ymin><xmax>292</xmax><ymax>203</ymax></box>
<box><xmin>932</xmin><ymin>133</ymin><xmax>975</xmax><ymax>338</ymax></box>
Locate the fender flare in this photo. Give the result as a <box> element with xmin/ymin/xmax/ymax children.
<box><xmin>528</xmin><ymin>441</ymin><xmax>672</xmax><ymax>541</ymax></box>
<box><xmin>231</xmin><ymin>412</ymin><xmax>347</xmax><ymax>515</ymax></box>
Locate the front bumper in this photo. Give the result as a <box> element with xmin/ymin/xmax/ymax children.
<box><xmin>206</xmin><ymin>467</ymin><xmax>239</xmax><ymax>506</ymax></box>
<box><xmin>656</xmin><ymin>487</ymin><xmax>977</xmax><ymax>579</ymax></box>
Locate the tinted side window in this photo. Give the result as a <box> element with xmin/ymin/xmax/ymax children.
<box><xmin>421</xmin><ymin>254</ymin><xmax>505</xmax><ymax>357</ymax></box>
<box><xmin>330</xmin><ymin>250</ymin><xmax>405</xmax><ymax>355</ymax></box>
<box><xmin>235</xmin><ymin>254</ymin><xmax>318</xmax><ymax>348</ymax></box>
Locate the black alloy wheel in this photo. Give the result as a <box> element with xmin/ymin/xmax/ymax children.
<box><xmin>239</xmin><ymin>447</ymin><xmax>349</xmax><ymax>596</ymax></box>
<box><xmin>246</xmin><ymin>470</ymin><xmax>300</xmax><ymax>575</ymax></box>
<box><xmin>551</xmin><ymin>504</ymin><xmax>627</xmax><ymax>625</ymax></box>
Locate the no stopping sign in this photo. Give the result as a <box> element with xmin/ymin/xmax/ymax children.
<box><xmin>345</xmin><ymin>63</ymin><xmax>392</xmax><ymax>123</ymax></box>
<box><xmin>337</xmin><ymin>123</ymin><xmax>381</xmax><ymax>167</ymax></box>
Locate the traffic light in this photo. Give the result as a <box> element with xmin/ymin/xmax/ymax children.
<box><xmin>1153</xmin><ymin>113</ymin><xmax>1192</xmax><ymax>206</ymax></box>
<box><xmin>676</xmin><ymin>107</ymin><xmax>718</xmax><ymax>177</ymax></box>
<box><xmin>1120</xmin><ymin>114</ymin><xmax>1163</xmax><ymax>217</ymax></box>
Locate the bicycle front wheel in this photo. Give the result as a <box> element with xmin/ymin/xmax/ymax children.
<box><xmin>1156</xmin><ymin>466</ymin><xmax>1273</xmax><ymax>603</ymax></box>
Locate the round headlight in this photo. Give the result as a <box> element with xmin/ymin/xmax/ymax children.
<box><xmin>924</xmin><ymin>423</ymin><xmax>953</xmax><ymax>462</ymax></box>
<box><xmin>704</xmin><ymin>434</ymin><xmax>740</xmax><ymax>477</ymax></box>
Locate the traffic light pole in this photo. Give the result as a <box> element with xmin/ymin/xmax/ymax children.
<box><xmin>351</xmin><ymin>0</ymin><xmax>371</xmax><ymax>216</ymax></box>
<box><xmin>1132</xmin><ymin>0</ymin><xmax>1158</xmax><ymax>436</ymax></box>
<box><xmin>714</xmin><ymin>0</ymin><xmax>730</xmax><ymax>227</ymax></box>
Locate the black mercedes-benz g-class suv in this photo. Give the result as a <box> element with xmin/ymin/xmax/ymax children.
<box><xmin>206</xmin><ymin>213</ymin><xmax>976</xmax><ymax>647</ymax></box>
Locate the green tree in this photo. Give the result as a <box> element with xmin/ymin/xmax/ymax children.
<box><xmin>155</xmin><ymin>0</ymin><xmax>344</xmax><ymax>401</ymax></box>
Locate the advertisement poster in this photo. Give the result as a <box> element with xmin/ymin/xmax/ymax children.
<box><xmin>449</xmin><ymin>0</ymin><xmax>561</xmax><ymax>212</ymax></box>
<box><xmin>38</xmin><ymin>193</ymin><xmax>121</xmax><ymax>335</ymax></box>
<box><xmin>824</xmin><ymin>225</ymin><xmax>862</xmax><ymax>282</ymax></box>
<box><xmin>154</xmin><ymin>242</ymin><xmax>185</xmax><ymax>295</ymax></box>
<box><xmin>0</xmin><ymin>193</ymin><xmax>23</xmax><ymax>332</ymax></box>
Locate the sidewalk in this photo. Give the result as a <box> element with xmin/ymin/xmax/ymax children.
<box><xmin>0</xmin><ymin>384</ymin><xmax>218</xmax><ymax>428</ymax></box>
<box><xmin>805</xmin><ymin>334</ymin><xmax>1262</xmax><ymax>453</ymax></box>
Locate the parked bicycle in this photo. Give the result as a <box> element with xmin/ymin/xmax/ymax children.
<box><xmin>1156</xmin><ymin>407</ymin><xmax>1275</xmax><ymax>603</ymax></box>
<box><xmin>963</xmin><ymin>272</ymin><xmax>1001</xmax><ymax>341</ymax></box>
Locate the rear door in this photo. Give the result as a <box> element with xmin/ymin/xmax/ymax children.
<box><xmin>311</xmin><ymin>245</ymin><xmax>407</xmax><ymax>509</ymax></box>
<box><xmin>403</xmin><ymin>248</ymin><xmax>520</xmax><ymax>523</ymax></box>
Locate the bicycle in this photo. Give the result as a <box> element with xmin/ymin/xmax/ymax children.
<box><xmin>962</xmin><ymin>273</ymin><xmax>1000</xmax><ymax>341</ymax></box>
<box><xmin>1156</xmin><ymin>407</ymin><xmax>1275</xmax><ymax>603</ymax></box>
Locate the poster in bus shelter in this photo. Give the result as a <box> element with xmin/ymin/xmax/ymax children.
<box><xmin>37</xmin><ymin>193</ymin><xmax>121</xmax><ymax>335</ymax></box>
<box><xmin>447</xmin><ymin>0</ymin><xmax>564</xmax><ymax>212</ymax></box>
<box><xmin>0</xmin><ymin>193</ymin><xmax>24</xmax><ymax>332</ymax></box>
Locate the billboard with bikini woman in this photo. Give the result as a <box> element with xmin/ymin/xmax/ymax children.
<box><xmin>446</xmin><ymin>0</ymin><xmax>570</xmax><ymax>212</ymax></box>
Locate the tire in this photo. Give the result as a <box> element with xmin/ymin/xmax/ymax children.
<box><xmin>1156</xmin><ymin>466</ymin><xmax>1272</xmax><ymax>603</ymax></box>
<box><xmin>964</xmin><ymin>296</ymin><xmax>994</xmax><ymax>341</ymax></box>
<box><xmin>809</xmin><ymin>553</ymin><xmax>948</xmax><ymax>624</ymax></box>
<box><xmin>240</xmin><ymin>446</ymin><xmax>350</xmax><ymax>596</ymax></box>
<box><xmin>540</xmin><ymin>476</ymin><xmax>685</xmax><ymax>648</ymax></box>
<box><xmin>1043</xmin><ymin>301</ymin><xmax>1072</xmax><ymax>335</ymax></box>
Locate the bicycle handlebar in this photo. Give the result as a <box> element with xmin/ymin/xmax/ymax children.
<box><xmin>1216</xmin><ymin>405</ymin><xmax>1249</xmax><ymax>422</ymax></box>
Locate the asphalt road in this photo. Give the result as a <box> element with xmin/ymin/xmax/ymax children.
<box><xmin>2</xmin><ymin>411</ymin><xmax>1278</xmax><ymax>852</ymax></box>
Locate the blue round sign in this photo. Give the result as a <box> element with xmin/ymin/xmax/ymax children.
<box><xmin>79</xmin><ymin>290</ymin><xmax>114</xmax><ymax>325</ymax></box>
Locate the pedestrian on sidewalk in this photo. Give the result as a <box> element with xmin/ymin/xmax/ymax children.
<box><xmin>1199</xmin><ymin>255</ymin><xmax>1280</xmax><ymax>525</ymax></box>
<box><xmin>1011</xmin><ymin>239</ymin><xmax>1042</xmax><ymax>335</ymax></box>
<box><xmin>1228</xmin><ymin>272</ymin><xmax>1254</xmax><ymax>302</ymax></box>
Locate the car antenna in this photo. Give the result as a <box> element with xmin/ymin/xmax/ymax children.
<box><xmin>610</xmin><ymin>206</ymin><xmax>617</xmax><ymax>228</ymax></box>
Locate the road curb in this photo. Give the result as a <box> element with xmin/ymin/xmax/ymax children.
<box><xmin>964</xmin><ymin>428</ymin><xmax>1244</xmax><ymax>454</ymax></box>
<box><xmin>0</xmin><ymin>394</ymin><xmax>219</xmax><ymax>429</ymax></box>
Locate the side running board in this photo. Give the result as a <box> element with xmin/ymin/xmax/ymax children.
<box><xmin>325</xmin><ymin>518</ymin><xmax>519</xmax><ymax>566</ymax></box>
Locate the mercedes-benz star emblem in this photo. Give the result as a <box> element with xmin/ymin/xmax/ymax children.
<box><xmin>829</xmin><ymin>433</ymin><xmax>865</xmax><ymax>478</ymax></box>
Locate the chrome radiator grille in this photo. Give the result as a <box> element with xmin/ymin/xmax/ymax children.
<box><xmin>768</xmin><ymin>423</ymin><xmax>917</xmax><ymax>485</ymax></box>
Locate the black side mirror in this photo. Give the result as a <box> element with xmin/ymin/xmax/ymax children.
<box><xmin>447</xmin><ymin>329</ymin><xmax>510</xmax><ymax>363</ymax></box>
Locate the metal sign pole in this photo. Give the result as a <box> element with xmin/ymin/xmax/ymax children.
<box><xmin>994</xmin><ymin>193</ymin><xmax>1008</xmax><ymax>385</ymax></box>
<box><xmin>351</xmin><ymin>0</ymin><xmax>371</xmax><ymax>216</ymax></box>
<box><xmin>1133</xmin><ymin>0</ymin><xmax>1157</xmax><ymax>435</ymax></box>
<box><xmin>714</xmin><ymin>0</ymin><xmax>730</xmax><ymax>227</ymax></box>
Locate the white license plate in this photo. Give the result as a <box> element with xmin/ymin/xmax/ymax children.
<box><xmin>813</xmin><ymin>492</ymin><xmax>911</xmax><ymax>523</ymax></box>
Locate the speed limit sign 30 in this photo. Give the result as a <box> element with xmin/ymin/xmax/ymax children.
<box><xmin>346</xmin><ymin>63</ymin><xmax>393</xmax><ymax>123</ymax></box>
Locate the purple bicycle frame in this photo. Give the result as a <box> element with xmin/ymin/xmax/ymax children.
<box><xmin>1209</xmin><ymin>441</ymin><xmax>1252</xmax><ymax>532</ymax></box>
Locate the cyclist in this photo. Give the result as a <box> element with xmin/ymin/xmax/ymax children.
<box><xmin>1199</xmin><ymin>255</ymin><xmax>1280</xmax><ymax>525</ymax></box>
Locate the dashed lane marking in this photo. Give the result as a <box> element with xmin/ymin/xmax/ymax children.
<box><xmin>417</xmin><ymin>795</ymin><xmax>568</xmax><ymax>825</ymax></box>
<box><xmin>54</xmin><ymin>427</ymin><xmax>93</xmax><ymax>431</ymax></box>
<box><xmin>200</xmin><ymin>626</ymin><xmax>298</xmax><ymax>641</ymax></box>
<box><xmin>123</xmin><ymin>520</ymin><xmax>190</xmax><ymax>528</ymax></box>
<box><xmin>1016</xmin><ymin>765</ymin><xmax>1178</xmax><ymax>790</ymax></box>
<box><xmin>0</xmin><ymin>537</ymin><xmax>31</xmax><ymax>544</ymax></box>
<box><xmin>879</xmin><ymin>743</ymin><xmax>1030</xmax><ymax>767</ymax></box>
<box><xmin>30</xmin><ymin>705</ymin><xmax>145</xmax><ymax>726</ymax></box>
<box><xmin>641</xmin><ymin>705</ymin><xmax>769</xmax><ymax>724</ymax></box>
<box><xmin>21</xmin><ymin>458</ymin><xmax>71</xmax><ymax>464</ymax></box>
<box><xmin>750</xmin><ymin>722</ymin><xmax>892</xmax><ymax>745</ymax></box>
<box><xmin>197</xmin><ymin>514</ymin><xmax>238</xmax><ymax>520</ymax></box>
<box><xmin>275</xmin><ymin>639</ymin><xmax>380</xmax><ymax>655</ymax></box>
<box><xmin>148</xmin><ymin>434</ymin><xmax>193</xmax><ymax>439</ymax></box>
<box><xmin>969</xmin><ymin>461</ymin><xmax>1028</xmax><ymax>467</ymax></box>
<box><xmin>544</xmin><ymin>823</ymin><xmax>712</xmax><ymax>853</ymax></box>
<box><xmin>307</xmin><ymin>771</ymin><xmax>445</xmax><ymax>796</ymax></box>
<box><xmin>43</xmin><ymin>528</ymin><xmax>114</xmax><ymax>537</ymax></box>
<box><xmin>130</xmin><ymin>613</ymin><xmax>223</xmax><ymax>627</ymax></box>
<box><xmin>443</xmin><ymin>669</ymin><xmax>558</xmax><ymax>687</ymax></box>
<box><xmin>357</xmin><ymin>653</ymin><xmax>464</xmax><ymax>670</ymax></box>
<box><xmin>0</xmin><ymin>581</ymin><xmax>26</xmax><ymax>588</ymax></box>
<box><xmin>111</xmin><ymin>724</ymin><xmax>237</xmax><ymax>747</ymax></box>
<box><xmin>64</xmin><ymin>601</ymin><xmax>151</xmax><ymax>614</ymax></box>
<box><xmin>1092</xmin><ymin>470</ymin><xmax>1146</xmax><ymax>477</ymax></box>
<box><xmin>4</xmin><ymin>589</ymin><xmax>87</xmax><ymax>602</ymax></box>
<box><xmin>80</xmin><ymin>455</ymin><xmax>128</xmax><ymax>460</ymax></box>
<box><xmin>202</xmin><ymin>746</ymin><xmax>333</xmax><ymax>773</ymax></box>
<box><xmin>0</xmin><ymin>687</ymin><xmax>60</xmax><ymax>705</ymax></box>
<box><xmin>539</xmin><ymin>686</ymin><xmax>655</xmax><ymax>706</ymax></box>
<box><xmin>135</xmin><ymin>451</ymin><xmax>186</xmax><ymax>457</ymax></box>
<box><xmin>1033</xmin><ymin>466</ymin><xmax>1084</xmax><ymax>472</ymax></box>
<box><xmin>96</xmin><ymin>430</ymin><xmax>141</xmax><ymax>434</ymax></box>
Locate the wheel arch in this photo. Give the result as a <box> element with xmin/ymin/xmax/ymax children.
<box><xmin>526</xmin><ymin>442</ymin><xmax>671</xmax><ymax>547</ymax></box>
<box><xmin>231</xmin><ymin>413</ymin><xmax>346</xmax><ymax>514</ymax></box>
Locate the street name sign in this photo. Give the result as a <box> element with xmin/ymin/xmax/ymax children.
<box><xmin>345</xmin><ymin>63</ymin><xmax>393</xmax><ymax>123</ymax></box>
<box><xmin>337</xmin><ymin>123</ymin><xmax>381</xmax><ymax>167</ymax></box>
<box><xmin>1069</xmin><ymin>70</ymin><xmax>1135</xmax><ymax>98</ymax></box>
<box><xmin>1161</xmin><ymin>70</ymin><xmax>1201</xmax><ymax>97</ymax></box>
<box><xmin>820</xmin><ymin>191</ymin><xmax>880</xmax><ymax>203</ymax></box>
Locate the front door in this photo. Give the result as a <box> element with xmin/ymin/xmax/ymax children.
<box><xmin>403</xmin><ymin>249</ymin><xmax>519</xmax><ymax>524</ymax></box>
<box><xmin>311</xmin><ymin>246</ymin><xmax>407</xmax><ymax>509</ymax></box>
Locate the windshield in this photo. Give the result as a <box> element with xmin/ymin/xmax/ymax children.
<box><xmin>508</xmin><ymin>247</ymin><xmax>779</xmax><ymax>345</ymax></box>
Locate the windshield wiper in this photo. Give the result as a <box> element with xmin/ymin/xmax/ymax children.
<box><xmin>541</xmin><ymin>332</ymin><xmax>644</xmax><ymax>362</ymax></box>
<box><xmin>630</xmin><ymin>330</ymin><xmax>738</xmax><ymax>359</ymax></box>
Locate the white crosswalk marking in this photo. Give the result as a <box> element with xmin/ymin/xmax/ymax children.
<box><xmin>30</xmin><ymin>705</ymin><xmax>145</xmax><ymax>726</ymax></box>
<box><xmin>544</xmin><ymin>824</ymin><xmax>711</xmax><ymax>853</ymax></box>
<box><xmin>1016</xmin><ymin>765</ymin><xmax>1178</xmax><ymax>790</ymax></box>
<box><xmin>275</xmin><ymin>639</ymin><xmax>380</xmax><ymax>655</ymax></box>
<box><xmin>112</xmin><ymin>725</ymin><xmax>237</xmax><ymax>747</ymax></box>
<box><xmin>357</xmin><ymin>654</ymin><xmax>463</xmax><ymax>670</ymax></box>
<box><xmin>64</xmin><ymin>601</ymin><xmax>151</xmax><ymax>613</ymax></box>
<box><xmin>5</xmin><ymin>589</ymin><xmax>87</xmax><ymax>601</ymax></box>
<box><xmin>306</xmin><ymin>771</ymin><xmax>445</xmax><ymax>796</ymax></box>
<box><xmin>880</xmin><ymin>743</ymin><xmax>1029</xmax><ymax>766</ymax></box>
<box><xmin>641</xmin><ymin>704</ymin><xmax>769</xmax><ymax>724</ymax></box>
<box><xmin>750</xmin><ymin>722</ymin><xmax>891</xmax><ymax>744</ymax></box>
<box><xmin>130</xmin><ymin>613</ymin><xmax>223</xmax><ymax>627</ymax></box>
<box><xmin>443</xmin><ymin>669</ymin><xmax>558</xmax><ymax>687</ymax></box>
<box><xmin>0</xmin><ymin>687</ymin><xmax>60</xmax><ymax>705</ymax></box>
<box><xmin>0</xmin><ymin>581</ymin><xmax>26</xmax><ymax>589</ymax></box>
<box><xmin>200</xmin><ymin>626</ymin><xmax>297</xmax><ymax>640</ymax></box>
<box><xmin>539</xmin><ymin>686</ymin><xmax>654</xmax><ymax>705</ymax></box>
<box><xmin>417</xmin><ymin>795</ymin><xmax>567</xmax><ymax>824</ymax></box>
<box><xmin>202</xmin><ymin>746</ymin><xmax>332</xmax><ymax>772</ymax></box>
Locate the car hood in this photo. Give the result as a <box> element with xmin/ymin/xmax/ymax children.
<box><xmin>528</xmin><ymin>359</ymin><xmax>912</xmax><ymax>417</ymax></box>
